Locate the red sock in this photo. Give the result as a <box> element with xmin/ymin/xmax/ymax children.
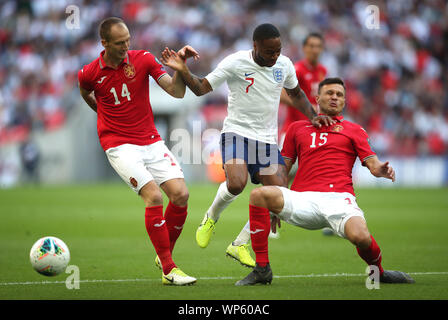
<box><xmin>164</xmin><ymin>202</ymin><xmax>188</xmax><ymax>253</ymax></box>
<box><xmin>145</xmin><ymin>206</ymin><xmax>176</xmax><ymax>275</ymax></box>
<box><xmin>356</xmin><ymin>235</ymin><xmax>384</xmax><ymax>275</ymax></box>
<box><xmin>249</xmin><ymin>204</ymin><xmax>271</xmax><ymax>267</ymax></box>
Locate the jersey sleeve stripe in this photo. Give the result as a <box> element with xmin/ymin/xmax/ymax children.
<box><xmin>156</xmin><ymin>73</ymin><xmax>168</xmax><ymax>83</ymax></box>
<box><xmin>361</xmin><ymin>155</ymin><xmax>376</xmax><ymax>163</ymax></box>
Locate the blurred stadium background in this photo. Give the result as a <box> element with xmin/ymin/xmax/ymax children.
<box><xmin>0</xmin><ymin>0</ymin><xmax>447</xmax><ymax>188</ymax></box>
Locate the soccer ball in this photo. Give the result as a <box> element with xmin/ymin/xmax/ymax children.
<box><xmin>29</xmin><ymin>236</ymin><xmax>70</xmax><ymax>276</ymax></box>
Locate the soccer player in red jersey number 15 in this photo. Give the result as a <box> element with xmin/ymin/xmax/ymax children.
<box><xmin>78</xmin><ymin>17</ymin><xmax>199</xmax><ymax>286</ymax></box>
<box><xmin>236</xmin><ymin>78</ymin><xmax>415</xmax><ymax>286</ymax></box>
<box><xmin>273</xmin><ymin>33</ymin><xmax>328</xmax><ymax>239</ymax></box>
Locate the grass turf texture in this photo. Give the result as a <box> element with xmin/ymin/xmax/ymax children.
<box><xmin>0</xmin><ymin>183</ymin><xmax>447</xmax><ymax>300</ymax></box>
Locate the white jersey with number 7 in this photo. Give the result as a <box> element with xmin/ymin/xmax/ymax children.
<box><xmin>205</xmin><ymin>50</ymin><xmax>298</xmax><ymax>144</ymax></box>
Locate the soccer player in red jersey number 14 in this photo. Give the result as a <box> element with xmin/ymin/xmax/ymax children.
<box><xmin>236</xmin><ymin>78</ymin><xmax>415</xmax><ymax>286</ymax></box>
<box><xmin>78</xmin><ymin>17</ymin><xmax>198</xmax><ymax>286</ymax></box>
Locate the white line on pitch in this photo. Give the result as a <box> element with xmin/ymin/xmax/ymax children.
<box><xmin>1</xmin><ymin>271</ymin><xmax>447</xmax><ymax>286</ymax></box>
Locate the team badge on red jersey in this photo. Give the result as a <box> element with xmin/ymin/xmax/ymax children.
<box><xmin>331</xmin><ymin>124</ymin><xmax>344</xmax><ymax>132</ymax></box>
<box><xmin>123</xmin><ymin>64</ymin><xmax>136</xmax><ymax>78</ymax></box>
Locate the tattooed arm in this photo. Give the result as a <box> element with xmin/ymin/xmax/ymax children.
<box><xmin>285</xmin><ymin>84</ymin><xmax>335</xmax><ymax>128</ymax></box>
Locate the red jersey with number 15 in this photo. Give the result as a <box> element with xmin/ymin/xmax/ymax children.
<box><xmin>281</xmin><ymin>116</ymin><xmax>376</xmax><ymax>196</ymax></box>
<box><xmin>78</xmin><ymin>50</ymin><xmax>167</xmax><ymax>151</ymax></box>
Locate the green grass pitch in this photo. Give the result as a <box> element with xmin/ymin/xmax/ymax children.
<box><xmin>0</xmin><ymin>183</ymin><xmax>447</xmax><ymax>300</ymax></box>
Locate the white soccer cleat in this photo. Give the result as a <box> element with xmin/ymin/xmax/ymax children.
<box><xmin>162</xmin><ymin>267</ymin><xmax>197</xmax><ymax>286</ymax></box>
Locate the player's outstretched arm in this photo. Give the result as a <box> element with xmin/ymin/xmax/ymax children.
<box><xmin>160</xmin><ymin>47</ymin><xmax>212</xmax><ymax>96</ymax></box>
<box><xmin>157</xmin><ymin>69</ymin><xmax>186</xmax><ymax>98</ymax></box>
<box><xmin>364</xmin><ymin>156</ymin><xmax>396</xmax><ymax>182</ymax></box>
<box><xmin>157</xmin><ymin>47</ymin><xmax>190</xmax><ymax>98</ymax></box>
<box><xmin>285</xmin><ymin>85</ymin><xmax>335</xmax><ymax>128</ymax></box>
<box><xmin>79</xmin><ymin>85</ymin><xmax>97</xmax><ymax>112</ymax></box>
<box><xmin>177</xmin><ymin>45</ymin><xmax>200</xmax><ymax>62</ymax></box>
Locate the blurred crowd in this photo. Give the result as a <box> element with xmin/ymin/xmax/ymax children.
<box><xmin>0</xmin><ymin>0</ymin><xmax>447</xmax><ymax>156</ymax></box>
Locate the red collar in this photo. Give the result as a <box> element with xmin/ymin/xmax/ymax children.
<box><xmin>319</xmin><ymin>113</ymin><xmax>344</xmax><ymax>122</ymax></box>
<box><xmin>99</xmin><ymin>50</ymin><xmax>129</xmax><ymax>69</ymax></box>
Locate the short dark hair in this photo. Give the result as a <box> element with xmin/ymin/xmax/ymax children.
<box><xmin>303</xmin><ymin>32</ymin><xmax>324</xmax><ymax>46</ymax></box>
<box><xmin>318</xmin><ymin>77</ymin><xmax>346</xmax><ymax>93</ymax></box>
<box><xmin>253</xmin><ymin>23</ymin><xmax>280</xmax><ymax>42</ymax></box>
<box><xmin>99</xmin><ymin>17</ymin><xmax>125</xmax><ymax>41</ymax></box>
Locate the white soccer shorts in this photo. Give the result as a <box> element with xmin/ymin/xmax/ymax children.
<box><xmin>105</xmin><ymin>141</ymin><xmax>184</xmax><ymax>193</ymax></box>
<box><xmin>276</xmin><ymin>187</ymin><xmax>366</xmax><ymax>238</ymax></box>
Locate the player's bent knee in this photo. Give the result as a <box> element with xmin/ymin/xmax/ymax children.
<box><xmin>227</xmin><ymin>180</ymin><xmax>246</xmax><ymax>195</ymax></box>
<box><xmin>249</xmin><ymin>188</ymin><xmax>265</xmax><ymax>206</ymax></box>
<box><xmin>348</xmin><ymin>230</ymin><xmax>371</xmax><ymax>248</ymax></box>
<box><xmin>344</xmin><ymin>216</ymin><xmax>371</xmax><ymax>246</ymax></box>
<box><xmin>249</xmin><ymin>187</ymin><xmax>274</xmax><ymax>208</ymax></box>
<box><xmin>140</xmin><ymin>183</ymin><xmax>163</xmax><ymax>207</ymax></box>
<box><xmin>357</xmin><ymin>233</ymin><xmax>372</xmax><ymax>249</ymax></box>
<box><xmin>169</xmin><ymin>189</ymin><xmax>189</xmax><ymax>206</ymax></box>
<box><xmin>142</xmin><ymin>192</ymin><xmax>163</xmax><ymax>207</ymax></box>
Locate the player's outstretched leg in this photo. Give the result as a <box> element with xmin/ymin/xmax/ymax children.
<box><xmin>196</xmin><ymin>179</ymin><xmax>242</xmax><ymax>248</ymax></box>
<box><xmin>235</xmin><ymin>263</ymin><xmax>272</xmax><ymax>286</ymax></box>
<box><xmin>345</xmin><ymin>217</ymin><xmax>414</xmax><ymax>284</ymax></box>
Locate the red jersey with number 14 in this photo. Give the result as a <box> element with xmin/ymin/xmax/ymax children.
<box><xmin>78</xmin><ymin>50</ymin><xmax>167</xmax><ymax>151</ymax></box>
<box><xmin>281</xmin><ymin>116</ymin><xmax>376</xmax><ymax>196</ymax></box>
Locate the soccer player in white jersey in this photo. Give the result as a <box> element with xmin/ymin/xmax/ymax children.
<box><xmin>161</xmin><ymin>24</ymin><xmax>334</xmax><ymax>268</ymax></box>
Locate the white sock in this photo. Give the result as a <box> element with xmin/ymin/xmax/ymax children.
<box><xmin>207</xmin><ymin>181</ymin><xmax>238</xmax><ymax>222</ymax></box>
<box><xmin>233</xmin><ymin>220</ymin><xmax>251</xmax><ymax>246</ymax></box>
